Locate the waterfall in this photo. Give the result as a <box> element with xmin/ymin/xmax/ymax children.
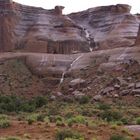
<box><xmin>70</xmin><ymin>54</ymin><xmax>83</xmax><ymax>68</ymax></box>
<box><xmin>59</xmin><ymin>54</ymin><xmax>83</xmax><ymax>85</ymax></box>
<box><xmin>83</xmin><ymin>28</ymin><xmax>93</xmax><ymax>52</ymax></box>
<box><xmin>60</xmin><ymin>72</ymin><xmax>65</xmax><ymax>84</ymax></box>
<box><xmin>117</xmin><ymin>48</ymin><xmax>129</xmax><ymax>60</ymax></box>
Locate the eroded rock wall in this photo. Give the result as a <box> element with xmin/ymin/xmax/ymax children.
<box><xmin>69</xmin><ymin>4</ymin><xmax>140</xmax><ymax>50</ymax></box>
<box><xmin>0</xmin><ymin>2</ymin><xmax>140</xmax><ymax>53</ymax></box>
<box><xmin>0</xmin><ymin>1</ymin><xmax>89</xmax><ymax>53</ymax></box>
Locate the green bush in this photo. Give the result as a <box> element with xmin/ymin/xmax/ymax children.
<box><xmin>56</xmin><ymin>120</ymin><xmax>65</xmax><ymax>126</ymax></box>
<box><xmin>100</xmin><ymin>110</ymin><xmax>122</xmax><ymax>122</ymax></box>
<box><xmin>96</xmin><ymin>103</ymin><xmax>111</xmax><ymax>110</ymax></box>
<box><xmin>0</xmin><ymin>115</ymin><xmax>10</xmax><ymax>128</ymax></box>
<box><xmin>34</xmin><ymin>96</ymin><xmax>47</xmax><ymax>108</ymax></box>
<box><xmin>0</xmin><ymin>137</ymin><xmax>21</xmax><ymax>140</ymax></box>
<box><xmin>56</xmin><ymin>129</ymin><xmax>84</xmax><ymax>140</ymax></box>
<box><xmin>5</xmin><ymin>137</ymin><xmax>21</xmax><ymax>140</ymax></box>
<box><xmin>67</xmin><ymin>115</ymin><xmax>86</xmax><ymax>126</ymax></box>
<box><xmin>43</xmin><ymin>116</ymin><xmax>50</xmax><ymax>124</ymax></box>
<box><xmin>26</xmin><ymin>114</ymin><xmax>39</xmax><ymax>125</ymax></box>
<box><xmin>65</xmin><ymin>112</ymin><xmax>74</xmax><ymax>119</ymax></box>
<box><xmin>121</xmin><ymin>118</ymin><xmax>129</xmax><ymax>125</ymax></box>
<box><xmin>78</xmin><ymin>96</ymin><xmax>90</xmax><ymax>104</ymax></box>
<box><xmin>37</xmin><ymin>114</ymin><xmax>45</xmax><ymax>122</ymax></box>
<box><xmin>0</xmin><ymin>95</ymin><xmax>47</xmax><ymax>113</ymax></box>
<box><xmin>135</xmin><ymin>138</ymin><xmax>140</xmax><ymax>140</ymax></box>
<box><xmin>110</xmin><ymin>135</ymin><xmax>130</xmax><ymax>140</ymax></box>
<box><xmin>136</xmin><ymin>117</ymin><xmax>140</xmax><ymax>125</ymax></box>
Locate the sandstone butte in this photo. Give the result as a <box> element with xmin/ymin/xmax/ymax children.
<box><xmin>0</xmin><ymin>0</ymin><xmax>140</xmax><ymax>76</ymax></box>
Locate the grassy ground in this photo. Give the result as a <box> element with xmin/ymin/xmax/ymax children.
<box><xmin>0</xmin><ymin>95</ymin><xmax>140</xmax><ymax>140</ymax></box>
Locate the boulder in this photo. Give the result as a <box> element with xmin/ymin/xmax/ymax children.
<box><xmin>128</xmin><ymin>83</ymin><xmax>135</xmax><ymax>89</ymax></box>
<box><xmin>93</xmin><ymin>95</ymin><xmax>103</xmax><ymax>101</ymax></box>
<box><xmin>56</xmin><ymin>92</ymin><xmax>63</xmax><ymax>97</ymax></box>
<box><xmin>69</xmin><ymin>78</ymin><xmax>86</xmax><ymax>88</ymax></box>
<box><xmin>114</xmin><ymin>84</ymin><xmax>120</xmax><ymax>89</ymax></box>
<box><xmin>50</xmin><ymin>95</ymin><xmax>56</xmax><ymax>100</ymax></box>
<box><xmin>120</xmin><ymin>90</ymin><xmax>130</xmax><ymax>96</ymax></box>
<box><xmin>132</xmin><ymin>89</ymin><xmax>140</xmax><ymax>95</ymax></box>
<box><xmin>116</xmin><ymin>77</ymin><xmax>128</xmax><ymax>86</ymax></box>
<box><xmin>72</xmin><ymin>90</ymin><xmax>85</xmax><ymax>99</ymax></box>
<box><xmin>100</xmin><ymin>87</ymin><xmax>114</xmax><ymax>95</ymax></box>
<box><xmin>135</xmin><ymin>82</ymin><xmax>140</xmax><ymax>89</ymax></box>
<box><xmin>114</xmin><ymin>94</ymin><xmax>119</xmax><ymax>98</ymax></box>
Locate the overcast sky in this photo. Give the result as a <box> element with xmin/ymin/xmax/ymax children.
<box><xmin>13</xmin><ymin>0</ymin><xmax>140</xmax><ymax>14</ymax></box>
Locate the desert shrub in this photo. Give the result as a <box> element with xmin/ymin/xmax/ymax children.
<box><xmin>56</xmin><ymin>129</ymin><xmax>84</xmax><ymax>140</ymax></box>
<box><xmin>43</xmin><ymin>116</ymin><xmax>50</xmax><ymax>124</ymax></box>
<box><xmin>136</xmin><ymin>117</ymin><xmax>140</xmax><ymax>125</ymax></box>
<box><xmin>0</xmin><ymin>137</ymin><xmax>21</xmax><ymax>140</ymax></box>
<box><xmin>33</xmin><ymin>96</ymin><xmax>47</xmax><ymax>108</ymax></box>
<box><xmin>78</xmin><ymin>96</ymin><xmax>90</xmax><ymax>104</ymax></box>
<box><xmin>65</xmin><ymin>112</ymin><xmax>74</xmax><ymax>119</ymax></box>
<box><xmin>135</xmin><ymin>138</ymin><xmax>140</xmax><ymax>140</ymax></box>
<box><xmin>55</xmin><ymin>116</ymin><xmax>65</xmax><ymax>126</ymax></box>
<box><xmin>56</xmin><ymin>116</ymin><xmax>63</xmax><ymax>122</ymax></box>
<box><xmin>0</xmin><ymin>115</ymin><xmax>10</xmax><ymax>128</ymax></box>
<box><xmin>121</xmin><ymin>118</ymin><xmax>129</xmax><ymax>125</ymax></box>
<box><xmin>6</xmin><ymin>137</ymin><xmax>21</xmax><ymax>140</ymax></box>
<box><xmin>47</xmin><ymin>106</ymin><xmax>60</xmax><ymax>116</ymax></box>
<box><xmin>19</xmin><ymin>102</ymin><xmax>36</xmax><ymax>112</ymax></box>
<box><xmin>96</xmin><ymin>103</ymin><xmax>111</xmax><ymax>110</ymax></box>
<box><xmin>110</xmin><ymin>135</ymin><xmax>130</xmax><ymax>140</ymax></box>
<box><xmin>56</xmin><ymin>120</ymin><xmax>65</xmax><ymax>126</ymax></box>
<box><xmin>67</xmin><ymin>115</ymin><xmax>86</xmax><ymax>126</ymax></box>
<box><xmin>0</xmin><ymin>95</ymin><xmax>47</xmax><ymax>113</ymax></box>
<box><xmin>26</xmin><ymin>114</ymin><xmax>39</xmax><ymax>125</ymax></box>
<box><xmin>36</xmin><ymin>114</ymin><xmax>46</xmax><ymax>122</ymax></box>
<box><xmin>100</xmin><ymin>110</ymin><xmax>122</xmax><ymax>122</ymax></box>
<box><xmin>47</xmin><ymin>115</ymin><xmax>64</xmax><ymax>123</ymax></box>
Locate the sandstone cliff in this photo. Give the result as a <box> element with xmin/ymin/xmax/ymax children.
<box><xmin>69</xmin><ymin>4</ymin><xmax>140</xmax><ymax>49</ymax></box>
<box><xmin>1</xmin><ymin>1</ymin><xmax>140</xmax><ymax>54</ymax></box>
<box><xmin>0</xmin><ymin>0</ymin><xmax>90</xmax><ymax>53</ymax></box>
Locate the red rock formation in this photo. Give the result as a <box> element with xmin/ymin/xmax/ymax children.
<box><xmin>0</xmin><ymin>2</ymin><xmax>140</xmax><ymax>53</ymax></box>
<box><xmin>0</xmin><ymin>0</ymin><xmax>17</xmax><ymax>51</ymax></box>
<box><xmin>54</xmin><ymin>6</ymin><xmax>64</xmax><ymax>16</ymax></box>
<box><xmin>69</xmin><ymin>4</ymin><xmax>140</xmax><ymax>50</ymax></box>
<box><xmin>135</xmin><ymin>24</ymin><xmax>140</xmax><ymax>45</ymax></box>
<box><xmin>0</xmin><ymin>1</ymin><xmax>89</xmax><ymax>54</ymax></box>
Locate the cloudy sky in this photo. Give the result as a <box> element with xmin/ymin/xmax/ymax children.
<box><xmin>13</xmin><ymin>0</ymin><xmax>140</xmax><ymax>14</ymax></box>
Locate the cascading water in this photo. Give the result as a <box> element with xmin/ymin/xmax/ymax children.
<box><xmin>59</xmin><ymin>54</ymin><xmax>83</xmax><ymax>85</ymax></box>
<box><xmin>83</xmin><ymin>28</ymin><xmax>93</xmax><ymax>52</ymax></box>
<box><xmin>117</xmin><ymin>48</ymin><xmax>129</xmax><ymax>60</ymax></box>
<box><xmin>60</xmin><ymin>71</ymin><xmax>65</xmax><ymax>84</ymax></box>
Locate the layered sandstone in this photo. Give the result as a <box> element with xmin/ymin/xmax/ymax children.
<box><xmin>0</xmin><ymin>0</ymin><xmax>89</xmax><ymax>53</ymax></box>
<box><xmin>0</xmin><ymin>2</ymin><xmax>140</xmax><ymax>54</ymax></box>
<box><xmin>69</xmin><ymin>4</ymin><xmax>140</xmax><ymax>49</ymax></box>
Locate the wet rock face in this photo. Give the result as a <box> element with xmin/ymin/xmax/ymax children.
<box><xmin>69</xmin><ymin>4</ymin><xmax>140</xmax><ymax>50</ymax></box>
